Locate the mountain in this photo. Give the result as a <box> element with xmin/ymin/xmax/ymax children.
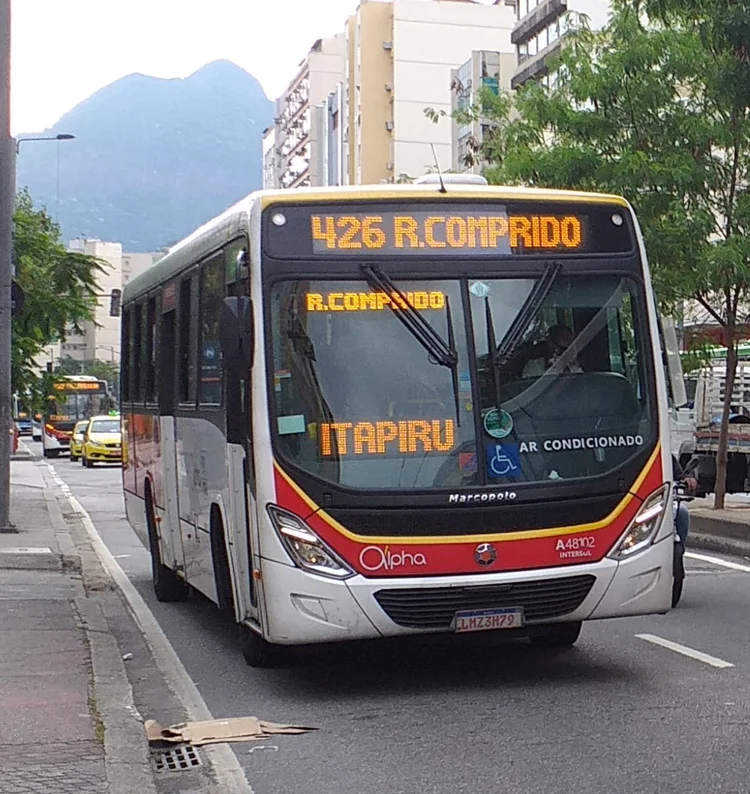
<box><xmin>16</xmin><ymin>60</ymin><xmax>274</xmax><ymax>252</ymax></box>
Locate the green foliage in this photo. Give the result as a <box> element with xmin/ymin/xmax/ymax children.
<box><xmin>439</xmin><ymin>0</ymin><xmax>750</xmax><ymax>506</ymax></box>
<box><xmin>12</xmin><ymin>190</ymin><xmax>107</xmax><ymax>402</ymax></box>
<box><xmin>54</xmin><ymin>355</ymin><xmax>119</xmax><ymax>393</ymax></box>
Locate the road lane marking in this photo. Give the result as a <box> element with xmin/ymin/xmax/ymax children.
<box><xmin>45</xmin><ymin>464</ymin><xmax>256</xmax><ymax>794</ymax></box>
<box><xmin>686</xmin><ymin>551</ymin><xmax>750</xmax><ymax>573</ymax></box>
<box><xmin>636</xmin><ymin>633</ymin><xmax>734</xmax><ymax>668</ymax></box>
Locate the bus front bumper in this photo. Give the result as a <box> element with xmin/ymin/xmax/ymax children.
<box><xmin>258</xmin><ymin>536</ymin><xmax>673</xmax><ymax>646</ymax></box>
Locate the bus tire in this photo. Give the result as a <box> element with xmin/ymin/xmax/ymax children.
<box><xmin>240</xmin><ymin>624</ymin><xmax>280</xmax><ymax>669</ymax></box>
<box><xmin>672</xmin><ymin>541</ymin><xmax>685</xmax><ymax>607</ymax></box>
<box><xmin>146</xmin><ymin>488</ymin><xmax>188</xmax><ymax>603</ymax></box>
<box><xmin>46</xmin><ymin>449</ymin><xmax>58</xmax><ymax>459</ymax></box>
<box><xmin>210</xmin><ymin>508</ymin><xmax>235</xmax><ymax>617</ymax></box>
<box><xmin>530</xmin><ymin>621</ymin><xmax>582</xmax><ymax>648</ymax></box>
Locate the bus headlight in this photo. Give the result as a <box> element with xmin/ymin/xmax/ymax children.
<box><xmin>266</xmin><ymin>505</ymin><xmax>355</xmax><ymax>580</ymax></box>
<box><xmin>609</xmin><ymin>484</ymin><xmax>670</xmax><ymax>560</ymax></box>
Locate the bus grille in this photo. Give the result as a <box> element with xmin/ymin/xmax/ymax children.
<box><xmin>373</xmin><ymin>575</ymin><xmax>596</xmax><ymax>629</ymax></box>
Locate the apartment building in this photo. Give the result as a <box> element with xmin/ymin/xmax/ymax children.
<box><xmin>511</xmin><ymin>0</ymin><xmax>610</xmax><ymax>89</ymax></box>
<box><xmin>265</xmin><ymin>34</ymin><xmax>346</xmax><ymax>189</ymax></box>
<box><xmin>450</xmin><ymin>49</ymin><xmax>516</xmax><ymax>173</ymax></box>
<box><xmin>347</xmin><ymin>0</ymin><xmax>518</xmax><ymax>184</ymax></box>
<box><xmin>269</xmin><ymin>0</ymin><xmax>516</xmax><ymax>187</ymax></box>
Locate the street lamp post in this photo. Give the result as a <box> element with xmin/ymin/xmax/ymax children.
<box><xmin>16</xmin><ymin>134</ymin><xmax>75</xmax><ymax>222</ymax></box>
<box><xmin>15</xmin><ymin>133</ymin><xmax>75</xmax><ymax>155</ymax></box>
<box><xmin>0</xmin><ymin>0</ymin><xmax>13</xmax><ymax>531</ymax></box>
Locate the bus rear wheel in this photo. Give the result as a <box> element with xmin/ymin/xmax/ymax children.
<box><xmin>146</xmin><ymin>491</ymin><xmax>188</xmax><ymax>603</ymax></box>
<box><xmin>240</xmin><ymin>624</ymin><xmax>281</xmax><ymax>669</ymax></box>
<box><xmin>530</xmin><ymin>621</ymin><xmax>582</xmax><ymax>648</ymax></box>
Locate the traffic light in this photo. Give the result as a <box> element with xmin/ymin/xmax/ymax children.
<box><xmin>109</xmin><ymin>288</ymin><xmax>122</xmax><ymax>317</ymax></box>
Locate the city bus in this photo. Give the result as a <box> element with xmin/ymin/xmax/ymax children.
<box><xmin>121</xmin><ymin>178</ymin><xmax>685</xmax><ymax>666</ymax></box>
<box><xmin>42</xmin><ymin>375</ymin><xmax>110</xmax><ymax>457</ymax></box>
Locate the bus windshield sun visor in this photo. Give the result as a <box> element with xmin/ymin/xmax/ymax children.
<box><xmin>360</xmin><ymin>263</ymin><xmax>461</xmax><ymax>425</ymax></box>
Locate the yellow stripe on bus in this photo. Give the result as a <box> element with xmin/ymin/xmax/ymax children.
<box><xmin>273</xmin><ymin>444</ymin><xmax>661</xmax><ymax>546</ymax></box>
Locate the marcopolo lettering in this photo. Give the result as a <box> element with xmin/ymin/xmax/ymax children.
<box><xmin>448</xmin><ymin>491</ymin><xmax>517</xmax><ymax>504</ymax></box>
<box><xmin>543</xmin><ymin>435</ymin><xmax>644</xmax><ymax>452</ymax></box>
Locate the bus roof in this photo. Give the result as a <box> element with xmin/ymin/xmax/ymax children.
<box><xmin>122</xmin><ymin>183</ymin><xmax>631</xmax><ymax>305</ymax></box>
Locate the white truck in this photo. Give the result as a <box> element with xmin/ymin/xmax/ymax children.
<box><xmin>673</xmin><ymin>355</ymin><xmax>750</xmax><ymax>496</ymax></box>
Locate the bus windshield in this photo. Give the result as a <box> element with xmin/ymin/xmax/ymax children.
<box><xmin>47</xmin><ymin>381</ymin><xmax>110</xmax><ymax>428</ymax></box>
<box><xmin>268</xmin><ymin>273</ymin><xmax>654</xmax><ymax>491</ymax></box>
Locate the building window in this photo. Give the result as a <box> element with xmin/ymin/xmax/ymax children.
<box><xmin>198</xmin><ymin>254</ymin><xmax>224</xmax><ymax>406</ymax></box>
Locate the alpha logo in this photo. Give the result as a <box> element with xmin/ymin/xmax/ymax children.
<box><xmin>359</xmin><ymin>545</ymin><xmax>428</xmax><ymax>572</ymax></box>
<box><xmin>474</xmin><ymin>543</ymin><xmax>497</xmax><ymax>566</ymax></box>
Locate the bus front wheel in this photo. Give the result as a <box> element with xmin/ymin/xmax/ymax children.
<box><xmin>530</xmin><ymin>621</ymin><xmax>582</xmax><ymax>648</ymax></box>
<box><xmin>240</xmin><ymin>625</ymin><xmax>280</xmax><ymax>669</ymax></box>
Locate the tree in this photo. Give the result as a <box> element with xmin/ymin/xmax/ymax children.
<box><xmin>435</xmin><ymin>1</ymin><xmax>750</xmax><ymax>508</ymax></box>
<box><xmin>12</xmin><ymin>190</ymin><xmax>107</xmax><ymax>411</ymax></box>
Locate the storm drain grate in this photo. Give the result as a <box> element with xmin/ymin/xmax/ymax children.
<box><xmin>151</xmin><ymin>744</ymin><xmax>202</xmax><ymax>773</ymax></box>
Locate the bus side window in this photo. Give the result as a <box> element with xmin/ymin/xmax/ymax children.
<box><xmin>178</xmin><ymin>274</ymin><xmax>198</xmax><ymax>405</ymax></box>
<box><xmin>198</xmin><ymin>253</ymin><xmax>224</xmax><ymax>407</ymax></box>
<box><xmin>145</xmin><ymin>295</ymin><xmax>158</xmax><ymax>404</ymax></box>
<box><xmin>132</xmin><ymin>303</ymin><xmax>144</xmax><ymax>404</ymax></box>
<box><xmin>121</xmin><ymin>307</ymin><xmax>131</xmax><ymax>403</ymax></box>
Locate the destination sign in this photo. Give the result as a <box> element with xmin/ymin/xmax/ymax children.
<box><xmin>306</xmin><ymin>291</ymin><xmax>446</xmax><ymax>312</ymax></box>
<box><xmin>320</xmin><ymin>419</ymin><xmax>456</xmax><ymax>457</ymax></box>
<box><xmin>52</xmin><ymin>381</ymin><xmax>106</xmax><ymax>392</ymax></box>
<box><xmin>263</xmin><ymin>202</ymin><xmax>635</xmax><ymax>258</ymax></box>
<box><xmin>311</xmin><ymin>213</ymin><xmax>582</xmax><ymax>253</ymax></box>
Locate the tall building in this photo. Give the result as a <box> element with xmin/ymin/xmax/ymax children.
<box><xmin>37</xmin><ymin>241</ymin><xmax>159</xmax><ymax>372</ymax></box>
<box><xmin>344</xmin><ymin>0</ymin><xmax>517</xmax><ymax>184</ymax></box>
<box><xmin>270</xmin><ymin>0</ymin><xmax>516</xmax><ymax>187</ymax></box>
<box><xmin>268</xmin><ymin>34</ymin><xmax>346</xmax><ymax>189</ymax></box>
<box><xmin>511</xmin><ymin>0</ymin><xmax>610</xmax><ymax>89</ymax></box>
<box><xmin>450</xmin><ymin>49</ymin><xmax>516</xmax><ymax>174</ymax></box>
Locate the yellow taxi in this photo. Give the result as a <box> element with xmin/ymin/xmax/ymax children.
<box><xmin>81</xmin><ymin>415</ymin><xmax>122</xmax><ymax>468</ymax></box>
<box><xmin>68</xmin><ymin>420</ymin><xmax>90</xmax><ymax>463</ymax></box>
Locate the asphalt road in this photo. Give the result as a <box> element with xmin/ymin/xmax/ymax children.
<box><xmin>37</xmin><ymin>443</ymin><xmax>750</xmax><ymax>794</ymax></box>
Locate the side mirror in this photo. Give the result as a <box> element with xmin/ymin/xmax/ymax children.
<box><xmin>659</xmin><ymin>316</ymin><xmax>687</xmax><ymax>408</ymax></box>
<box><xmin>220</xmin><ymin>296</ymin><xmax>254</xmax><ymax>373</ymax></box>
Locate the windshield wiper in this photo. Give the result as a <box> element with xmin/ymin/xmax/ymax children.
<box><xmin>485</xmin><ymin>260</ymin><xmax>562</xmax><ymax>407</ymax></box>
<box><xmin>360</xmin><ymin>264</ymin><xmax>461</xmax><ymax>425</ymax></box>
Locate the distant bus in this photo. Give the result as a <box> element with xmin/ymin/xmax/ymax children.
<box><xmin>121</xmin><ymin>179</ymin><xmax>683</xmax><ymax>667</ymax></box>
<box><xmin>42</xmin><ymin>375</ymin><xmax>110</xmax><ymax>458</ymax></box>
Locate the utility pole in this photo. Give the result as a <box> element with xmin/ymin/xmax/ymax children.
<box><xmin>0</xmin><ymin>0</ymin><xmax>13</xmax><ymax>531</ymax></box>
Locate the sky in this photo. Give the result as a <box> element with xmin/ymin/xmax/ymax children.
<box><xmin>10</xmin><ymin>0</ymin><xmax>364</xmax><ymax>135</ymax></box>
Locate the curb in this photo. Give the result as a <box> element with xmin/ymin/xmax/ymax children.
<box><xmin>38</xmin><ymin>462</ymin><xmax>158</xmax><ymax>794</ymax></box>
<box><xmin>689</xmin><ymin>531</ymin><xmax>750</xmax><ymax>559</ymax></box>
<box><xmin>42</xmin><ymin>460</ymin><xmax>256</xmax><ymax>794</ymax></box>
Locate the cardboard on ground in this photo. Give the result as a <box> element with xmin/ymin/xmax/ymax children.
<box><xmin>145</xmin><ymin>717</ymin><xmax>315</xmax><ymax>746</ymax></box>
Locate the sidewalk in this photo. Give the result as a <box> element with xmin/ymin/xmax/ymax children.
<box><xmin>687</xmin><ymin>497</ymin><xmax>750</xmax><ymax>558</ymax></box>
<box><xmin>0</xmin><ymin>457</ymin><xmax>158</xmax><ymax>794</ymax></box>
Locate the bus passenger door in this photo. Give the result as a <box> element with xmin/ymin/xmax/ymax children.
<box><xmin>157</xmin><ymin>307</ymin><xmax>186</xmax><ymax>574</ymax></box>
<box><xmin>226</xmin><ymin>269</ymin><xmax>259</xmax><ymax>624</ymax></box>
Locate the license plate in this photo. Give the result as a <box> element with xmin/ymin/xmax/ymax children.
<box><xmin>453</xmin><ymin>607</ymin><xmax>524</xmax><ymax>634</ymax></box>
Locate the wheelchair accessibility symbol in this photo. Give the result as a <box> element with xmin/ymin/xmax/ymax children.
<box><xmin>486</xmin><ymin>443</ymin><xmax>522</xmax><ymax>479</ymax></box>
